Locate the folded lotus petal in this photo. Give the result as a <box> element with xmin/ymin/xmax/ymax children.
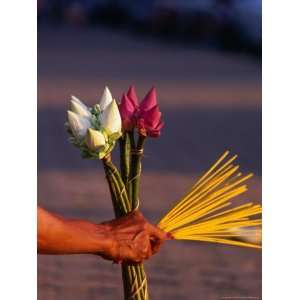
<box><xmin>126</xmin><ymin>85</ymin><xmax>139</xmax><ymax>108</ymax></box>
<box><xmin>71</xmin><ymin>95</ymin><xmax>86</xmax><ymax>106</ymax></box>
<box><xmin>99</xmin><ymin>86</ymin><xmax>113</xmax><ymax>111</ymax></box>
<box><xmin>99</xmin><ymin>99</ymin><xmax>122</xmax><ymax>134</ymax></box>
<box><xmin>86</xmin><ymin>128</ymin><xmax>106</xmax><ymax>151</ymax></box>
<box><xmin>139</xmin><ymin>87</ymin><xmax>157</xmax><ymax>112</ymax></box>
<box><xmin>70</xmin><ymin>99</ymin><xmax>91</xmax><ymax>118</ymax></box>
<box><xmin>119</xmin><ymin>93</ymin><xmax>137</xmax><ymax>130</ymax></box>
<box><xmin>119</xmin><ymin>94</ymin><xmax>136</xmax><ymax>117</ymax></box>
<box><xmin>154</xmin><ymin>120</ymin><xmax>164</xmax><ymax>131</ymax></box>
<box><xmin>67</xmin><ymin>110</ymin><xmax>91</xmax><ymax>139</ymax></box>
<box><xmin>141</xmin><ymin>121</ymin><xmax>163</xmax><ymax>137</ymax></box>
<box><xmin>143</xmin><ymin>105</ymin><xmax>162</xmax><ymax>128</ymax></box>
<box><xmin>137</xmin><ymin>104</ymin><xmax>163</xmax><ymax>137</ymax></box>
<box><xmin>148</xmin><ymin>121</ymin><xmax>164</xmax><ymax>137</ymax></box>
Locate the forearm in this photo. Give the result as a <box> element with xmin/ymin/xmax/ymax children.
<box><xmin>37</xmin><ymin>207</ymin><xmax>112</xmax><ymax>255</ymax></box>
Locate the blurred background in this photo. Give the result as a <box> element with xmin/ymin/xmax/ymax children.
<box><xmin>38</xmin><ymin>1</ymin><xmax>261</xmax><ymax>299</ymax></box>
<box><xmin>38</xmin><ymin>0</ymin><xmax>261</xmax><ymax>55</ymax></box>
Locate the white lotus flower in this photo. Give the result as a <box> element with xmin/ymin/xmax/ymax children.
<box><xmin>86</xmin><ymin>128</ymin><xmax>107</xmax><ymax>151</ymax></box>
<box><xmin>66</xmin><ymin>87</ymin><xmax>122</xmax><ymax>159</ymax></box>
<box><xmin>99</xmin><ymin>99</ymin><xmax>122</xmax><ymax>135</ymax></box>
<box><xmin>67</xmin><ymin>110</ymin><xmax>91</xmax><ymax>139</ymax></box>
<box><xmin>99</xmin><ymin>86</ymin><xmax>113</xmax><ymax>111</ymax></box>
<box><xmin>70</xmin><ymin>96</ymin><xmax>91</xmax><ymax>119</ymax></box>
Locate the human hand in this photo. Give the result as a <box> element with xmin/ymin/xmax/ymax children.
<box><xmin>99</xmin><ymin>211</ymin><xmax>171</xmax><ymax>264</ymax></box>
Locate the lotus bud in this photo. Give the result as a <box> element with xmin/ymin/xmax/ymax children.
<box><xmin>99</xmin><ymin>86</ymin><xmax>113</xmax><ymax>111</ymax></box>
<box><xmin>70</xmin><ymin>96</ymin><xmax>91</xmax><ymax>118</ymax></box>
<box><xmin>67</xmin><ymin>110</ymin><xmax>91</xmax><ymax>139</ymax></box>
<box><xmin>99</xmin><ymin>99</ymin><xmax>122</xmax><ymax>135</ymax></box>
<box><xmin>119</xmin><ymin>93</ymin><xmax>136</xmax><ymax>130</ymax></box>
<box><xmin>86</xmin><ymin>128</ymin><xmax>106</xmax><ymax>151</ymax></box>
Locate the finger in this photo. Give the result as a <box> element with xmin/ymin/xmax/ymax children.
<box><xmin>133</xmin><ymin>231</ymin><xmax>152</xmax><ymax>260</ymax></box>
<box><xmin>143</xmin><ymin>241</ymin><xmax>152</xmax><ymax>260</ymax></box>
<box><xmin>147</xmin><ymin>223</ymin><xmax>168</xmax><ymax>241</ymax></box>
<box><xmin>137</xmin><ymin>247</ymin><xmax>151</xmax><ymax>261</ymax></box>
<box><xmin>119</xmin><ymin>247</ymin><xmax>141</xmax><ymax>264</ymax></box>
<box><xmin>150</xmin><ymin>239</ymin><xmax>161</xmax><ymax>254</ymax></box>
<box><xmin>119</xmin><ymin>239</ymin><xmax>149</xmax><ymax>264</ymax></box>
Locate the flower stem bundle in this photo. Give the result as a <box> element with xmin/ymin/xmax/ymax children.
<box><xmin>102</xmin><ymin>154</ymin><xmax>149</xmax><ymax>300</ymax></box>
<box><xmin>158</xmin><ymin>151</ymin><xmax>262</xmax><ymax>249</ymax></box>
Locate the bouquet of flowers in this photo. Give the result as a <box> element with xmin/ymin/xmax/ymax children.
<box><xmin>65</xmin><ymin>86</ymin><xmax>262</xmax><ymax>300</ymax></box>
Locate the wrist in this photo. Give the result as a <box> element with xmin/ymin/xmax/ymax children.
<box><xmin>93</xmin><ymin>222</ymin><xmax>114</xmax><ymax>254</ymax></box>
<box><xmin>60</xmin><ymin>219</ymin><xmax>114</xmax><ymax>255</ymax></box>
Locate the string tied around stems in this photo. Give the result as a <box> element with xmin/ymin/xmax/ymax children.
<box><xmin>131</xmin><ymin>149</ymin><xmax>144</xmax><ymax>156</ymax></box>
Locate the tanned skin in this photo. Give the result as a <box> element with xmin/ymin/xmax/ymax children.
<box><xmin>38</xmin><ymin>206</ymin><xmax>168</xmax><ymax>263</ymax></box>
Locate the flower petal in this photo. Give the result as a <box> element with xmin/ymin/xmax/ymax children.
<box><xmin>71</xmin><ymin>95</ymin><xmax>86</xmax><ymax>106</ymax></box>
<box><xmin>119</xmin><ymin>93</ymin><xmax>137</xmax><ymax>130</ymax></box>
<box><xmin>139</xmin><ymin>87</ymin><xmax>157</xmax><ymax>111</ymax></box>
<box><xmin>99</xmin><ymin>86</ymin><xmax>113</xmax><ymax>111</ymax></box>
<box><xmin>99</xmin><ymin>99</ymin><xmax>122</xmax><ymax>135</ymax></box>
<box><xmin>86</xmin><ymin>128</ymin><xmax>106</xmax><ymax>151</ymax></box>
<box><xmin>119</xmin><ymin>94</ymin><xmax>136</xmax><ymax>117</ymax></box>
<box><xmin>70</xmin><ymin>99</ymin><xmax>91</xmax><ymax>118</ymax></box>
<box><xmin>136</xmin><ymin>104</ymin><xmax>163</xmax><ymax>137</ymax></box>
<box><xmin>126</xmin><ymin>85</ymin><xmax>139</xmax><ymax>108</ymax></box>
<box><xmin>143</xmin><ymin>105</ymin><xmax>162</xmax><ymax>128</ymax></box>
<box><xmin>67</xmin><ymin>110</ymin><xmax>91</xmax><ymax>139</ymax></box>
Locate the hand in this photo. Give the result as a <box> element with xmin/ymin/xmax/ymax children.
<box><xmin>99</xmin><ymin>211</ymin><xmax>169</xmax><ymax>264</ymax></box>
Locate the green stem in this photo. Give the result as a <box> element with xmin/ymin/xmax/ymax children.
<box><xmin>102</xmin><ymin>161</ymin><xmax>122</xmax><ymax>217</ymax></box>
<box><xmin>102</xmin><ymin>157</ymin><xmax>131</xmax><ymax>215</ymax></box>
<box><xmin>128</xmin><ymin>134</ymin><xmax>149</xmax><ymax>299</ymax></box>
<box><xmin>127</xmin><ymin>131</ymin><xmax>136</xmax><ymax>201</ymax></box>
<box><xmin>119</xmin><ymin>132</ymin><xmax>131</xmax><ymax>194</ymax></box>
<box><xmin>130</xmin><ymin>135</ymin><xmax>146</xmax><ymax>210</ymax></box>
<box><xmin>128</xmin><ymin>131</ymin><xmax>136</xmax><ymax>149</ymax></box>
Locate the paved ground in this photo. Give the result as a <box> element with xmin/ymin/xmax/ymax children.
<box><xmin>38</xmin><ymin>25</ymin><xmax>261</xmax><ymax>300</ymax></box>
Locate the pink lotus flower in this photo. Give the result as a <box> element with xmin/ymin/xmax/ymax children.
<box><xmin>119</xmin><ymin>86</ymin><xmax>164</xmax><ymax>137</ymax></box>
<box><xmin>136</xmin><ymin>87</ymin><xmax>164</xmax><ymax>137</ymax></box>
<box><xmin>119</xmin><ymin>86</ymin><xmax>138</xmax><ymax>130</ymax></box>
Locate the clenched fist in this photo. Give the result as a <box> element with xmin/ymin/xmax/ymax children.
<box><xmin>100</xmin><ymin>211</ymin><xmax>169</xmax><ymax>263</ymax></box>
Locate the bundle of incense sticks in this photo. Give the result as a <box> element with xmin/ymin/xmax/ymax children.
<box><xmin>158</xmin><ymin>151</ymin><xmax>262</xmax><ymax>249</ymax></box>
